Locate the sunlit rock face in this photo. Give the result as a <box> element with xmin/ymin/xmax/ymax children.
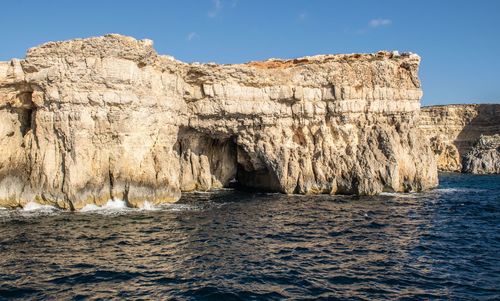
<box><xmin>0</xmin><ymin>34</ymin><xmax>437</xmax><ymax>209</ymax></box>
<box><xmin>420</xmin><ymin>104</ymin><xmax>500</xmax><ymax>173</ymax></box>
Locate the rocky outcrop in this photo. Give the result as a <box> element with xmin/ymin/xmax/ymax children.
<box><xmin>462</xmin><ymin>134</ymin><xmax>500</xmax><ymax>174</ymax></box>
<box><xmin>420</xmin><ymin>104</ymin><xmax>500</xmax><ymax>172</ymax></box>
<box><xmin>0</xmin><ymin>34</ymin><xmax>437</xmax><ymax>209</ymax></box>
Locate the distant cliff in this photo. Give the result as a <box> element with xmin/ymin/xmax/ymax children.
<box><xmin>462</xmin><ymin>134</ymin><xmax>500</xmax><ymax>174</ymax></box>
<box><xmin>0</xmin><ymin>34</ymin><xmax>437</xmax><ymax>209</ymax></box>
<box><xmin>420</xmin><ymin>104</ymin><xmax>500</xmax><ymax>173</ymax></box>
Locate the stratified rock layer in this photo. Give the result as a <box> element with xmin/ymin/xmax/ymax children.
<box><xmin>0</xmin><ymin>34</ymin><xmax>437</xmax><ymax>209</ymax></box>
<box><xmin>420</xmin><ymin>104</ymin><xmax>500</xmax><ymax>172</ymax></box>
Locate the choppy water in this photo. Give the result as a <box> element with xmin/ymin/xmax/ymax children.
<box><xmin>0</xmin><ymin>173</ymin><xmax>499</xmax><ymax>300</ymax></box>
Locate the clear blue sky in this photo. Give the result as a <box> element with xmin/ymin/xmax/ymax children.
<box><xmin>1</xmin><ymin>0</ymin><xmax>499</xmax><ymax>105</ymax></box>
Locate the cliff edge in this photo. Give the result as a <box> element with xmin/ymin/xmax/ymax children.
<box><xmin>0</xmin><ymin>34</ymin><xmax>438</xmax><ymax>209</ymax></box>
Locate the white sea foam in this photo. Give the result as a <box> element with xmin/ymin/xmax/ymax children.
<box><xmin>79</xmin><ymin>204</ymin><xmax>101</xmax><ymax>212</ymax></box>
<box><xmin>265</xmin><ymin>192</ymin><xmax>282</xmax><ymax>196</ymax></box>
<box><xmin>0</xmin><ymin>207</ymin><xmax>8</xmax><ymax>218</ymax></box>
<box><xmin>191</xmin><ymin>191</ymin><xmax>216</xmax><ymax>195</ymax></box>
<box><xmin>139</xmin><ymin>201</ymin><xmax>160</xmax><ymax>211</ymax></box>
<box><xmin>1</xmin><ymin>197</ymin><xmax>219</xmax><ymax>216</ymax></box>
<box><xmin>79</xmin><ymin>199</ymin><xmax>129</xmax><ymax>212</ymax></box>
<box><xmin>433</xmin><ymin>188</ymin><xmax>485</xmax><ymax>194</ymax></box>
<box><xmin>22</xmin><ymin>201</ymin><xmax>58</xmax><ymax>212</ymax></box>
<box><xmin>218</xmin><ymin>188</ymin><xmax>236</xmax><ymax>191</ymax></box>
<box><xmin>76</xmin><ymin>198</ymin><xmax>204</xmax><ymax>213</ymax></box>
<box><xmin>379</xmin><ymin>192</ymin><xmax>421</xmax><ymax>199</ymax></box>
<box><xmin>102</xmin><ymin>199</ymin><xmax>128</xmax><ymax>209</ymax></box>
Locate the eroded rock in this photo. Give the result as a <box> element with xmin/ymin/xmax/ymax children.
<box><xmin>420</xmin><ymin>104</ymin><xmax>500</xmax><ymax>172</ymax></box>
<box><xmin>0</xmin><ymin>34</ymin><xmax>438</xmax><ymax>209</ymax></box>
<box><xmin>462</xmin><ymin>135</ymin><xmax>500</xmax><ymax>174</ymax></box>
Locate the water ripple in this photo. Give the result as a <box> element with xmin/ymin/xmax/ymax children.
<box><xmin>0</xmin><ymin>173</ymin><xmax>499</xmax><ymax>300</ymax></box>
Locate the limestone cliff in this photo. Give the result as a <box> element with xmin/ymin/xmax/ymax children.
<box><xmin>0</xmin><ymin>34</ymin><xmax>437</xmax><ymax>209</ymax></box>
<box><xmin>462</xmin><ymin>134</ymin><xmax>500</xmax><ymax>174</ymax></box>
<box><xmin>420</xmin><ymin>104</ymin><xmax>500</xmax><ymax>172</ymax></box>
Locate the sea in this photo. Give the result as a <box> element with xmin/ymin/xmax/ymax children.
<box><xmin>0</xmin><ymin>173</ymin><xmax>499</xmax><ymax>300</ymax></box>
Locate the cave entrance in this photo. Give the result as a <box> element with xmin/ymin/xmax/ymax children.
<box><xmin>177</xmin><ymin>128</ymin><xmax>238</xmax><ymax>191</ymax></box>
<box><xmin>235</xmin><ymin>146</ymin><xmax>282</xmax><ymax>192</ymax></box>
<box><xmin>176</xmin><ymin>128</ymin><xmax>281</xmax><ymax>193</ymax></box>
<box><xmin>15</xmin><ymin>91</ymin><xmax>35</xmax><ymax>137</ymax></box>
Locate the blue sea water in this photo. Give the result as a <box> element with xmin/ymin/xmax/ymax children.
<box><xmin>0</xmin><ymin>173</ymin><xmax>499</xmax><ymax>300</ymax></box>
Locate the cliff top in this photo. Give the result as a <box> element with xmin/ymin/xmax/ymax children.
<box><xmin>23</xmin><ymin>34</ymin><xmax>420</xmax><ymax>69</ymax></box>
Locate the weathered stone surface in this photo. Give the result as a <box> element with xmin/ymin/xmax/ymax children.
<box><xmin>0</xmin><ymin>34</ymin><xmax>437</xmax><ymax>209</ymax></box>
<box><xmin>420</xmin><ymin>104</ymin><xmax>500</xmax><ymax>172</ymax></box>
<box><xmin>462</xmin><ymin>134</ymin><xmax>500</xmax><ymax>174</ymax></box>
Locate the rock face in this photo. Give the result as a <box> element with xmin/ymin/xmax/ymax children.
<box><xmin>462</xmin><ymin>134</ymin><xmax>500</xmax><ymax>174</ymax></box>
<box><xmin>0</xmin><ymin>34</ymin><xmax>438</xmax><ymax>209</ymax></box>
<box><xmin>420</xmin><ymin>104</ymin><xmax>500</xmax><ymax>172</ymax></box>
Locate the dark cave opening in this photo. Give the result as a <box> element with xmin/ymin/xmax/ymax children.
<box><xmin>235</xmin><ymin>163</ymin><xmax>282</xmax><ymax>193</ymax></box>
<box><xmin>176</xmin><ymin>128</ymin><xmax>281</xmax><ymax>193</ymax></box>
<box><xmin>16</xmin><ymin>91</ymin><xmax>35</xmax><ymax>137</ymax></box>
<box><xmin>17</xmin><ymin>107</ymin><xmax>33</xmax><ymax>137</ymax></box>
<box><xmin>234</xmin><ymin>144</ymin><xmax>282</xmax><ymax>193</ymax></box>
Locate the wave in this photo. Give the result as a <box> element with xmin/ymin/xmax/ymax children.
<box><xmin>433</xmin><ymin>188</ymin><xmax>486</xmax><ymax>194</ymax></box>
<box><xmin>379</xmin><ymin>188</ymin><xmax>487</xmax><ymax>198</ymax></box>
<box><xmin>378</xmin><ymin>192</ymin><xmax>422</xmax><ymax>199</ymax></box>
<box><xmin>139</xmin><ymin>201</ymin><xmax>160</xmax><ymax>211</ymax></box>
<box><xmin>22</xmin><ymin>202</ymin><xmax>59</xmax><ymax>212</ymax></box>
<box><xmin>1</xmin><ymin>200</ymin><xmax>200</xmax><ymax>219</ymax></box>
<box><xmin>78</xmin><ymin>199</ymin><xmax>195</xmax><ymax>213</ymax></box>
<box><xmin>190</xmin><ymin>191</ymin><xmax>221</xmax><ymax>195</ymax></box>
<box><xmin>79</xmin><ymin>199</ymin><xmax>130</xmax><ymax>213</ymax></box>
